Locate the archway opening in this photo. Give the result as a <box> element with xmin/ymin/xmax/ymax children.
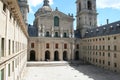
<box><xmin>54</xmin><ymin>51</ymin><xmax>59</xmax><ymax>61</ymax></box>
<box><xmin>63</xmin><ymin>51</ymin><xmax>68</xmax><ymax>61</ymax></box>
<box><xmin>45</xmin><ymin>51</ymin><xmax>50</xmax><ymax>61</ymax></box>
<box><xmin>30</xmin><ymin>50</ymin><xmax>36</xmax><ymax>61</ymax></box>
<box><xmin>75</xmin><ymin>51</ymin><xmax>79</xmax><ymax>60</ymax></box>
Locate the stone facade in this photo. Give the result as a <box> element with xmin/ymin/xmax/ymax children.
<box><xmin>0</xmin><ymin>0</ymin><xmax>28</xmax><ymax>80</ymax></box>
<box><xmin>28</xmin><ymin>0</ymin><xmax>78</xmax><ymax>61</ymax></box>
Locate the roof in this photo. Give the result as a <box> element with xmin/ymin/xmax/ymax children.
<box><xmin>84</xmin><ymin>21</ymin><xmax>120</xmax><ymax>38</ymax></box>
<box><xmin>28</xmin><ymin>25</ymin><xmax>38</xmax><ymax>37</ymax></box>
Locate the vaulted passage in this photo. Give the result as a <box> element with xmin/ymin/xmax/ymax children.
<box><xmin>30</xmin><ymin>50</ymin><xmax>36</xmax><ymax>61</ymax></box>
<box><xmin>45</xmin><ymin>51</ymin><xmax>50</xmax><ymax>61</ymax></box>
<box><xmin>74</xmin><ymin>51</ymin><xmax>79</xmax><ymax>60</ymax></box>
<box><xmin>63</xmin><ymin>51</ymin><xmax>68</xmax><ymax>61</ymax></box>
<box><xmin>54</xmin><ymin>51</ymin><xmax>59</xmax><ymax>61</ymax></box>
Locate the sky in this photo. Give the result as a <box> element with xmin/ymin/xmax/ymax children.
<box><xmin>28</xmin><ymin>0</ymin><xmax>120</xmax><ymax>29</ymax></box>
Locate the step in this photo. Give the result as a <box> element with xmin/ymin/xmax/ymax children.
<box><xmin>27</xmin><ymin>61</ymin><xmax>70</xmax><ymax>67</ymax></box>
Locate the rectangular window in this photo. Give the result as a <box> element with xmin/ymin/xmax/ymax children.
<box><xmin>108</xmin><ymin>45</ymin><xmax>110</xmax><ymax>51</ymax></box>
<box><xmin>114</xmin><ymin>53</ymin><xmax>117</xmax><ymax>58</ymax></box>
<box><xmin>12</xmin><ymin>61</ymin><xmax>14</xmax><ymax>72</ymax></box>
<box><xmin>55</xmin><ymin>43</ymin><xmax>58</xmax><ymax>49</ymax></box>
<box><xmin>114</xmin><ymin>45</ymin><xmax>117</xmax><ymax>51</ymax></box>
<box><xmin>0</xmin><ymin>69</ymin><xmax>4</xmax><ymax>80</ymax></box>
<box><xmin>108</xmin><ymin>61</ymin><xmax>110</xmax><ymax>66</ymax></box>
<box><xmin>8</xmin><ymin>64</ymin><xmax>10</xmax><ymax>76</ymax></box>
<box><xmin>31</xmin><ymin>43</ymin><xmax>34</xmax><ymax>48</ymax></box>
<box><xmin>3</xmin><ymin>3</ymin><xmax>6</xmax><ymax>12</ymax></box>
<box><xmin>108</xmin><ymin>53</ymin><xmax>110</xmax><ymax>57</ymax></box>
<box><xmin>114</xmin><ymin>63</ymin><xmax>117</xmax><ymax>68</ymax></box>
<box><xmin>12</xmin><ymin>41</ymin><xmax>14</xmax><ymax>53</ymax></box>
<box><xmin>9</xmin><ymin>40</ymin><xmax>11</xmax><ymax>55</ymax></box>
<box><xmin>1</xmin><ymin>38</ymin><xmax>4</xmax><ymax>57</ymax></box>
<box><xmin>46</xmin><ymin>43</ymin><xmax>49</xmax><ymax>49</ymax></box>
<box><xmin>64</xmin><ymin>44</ymin><xmax>67</xmax><ymax>49</ymax></box>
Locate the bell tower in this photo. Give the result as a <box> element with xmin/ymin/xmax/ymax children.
<box><xmin>18</xmin><ymin>0</ymin><xmax>29</xmax><ymax>24</ymax></box>
<box><xmin>76</xmin><ymin>0</ymin><xmax>97</xmax><ymax>37</ymax></box>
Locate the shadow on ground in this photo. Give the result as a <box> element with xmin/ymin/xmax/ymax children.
<box><xmin>70</xmin><ymin>61</ymin><xmax>120</xmax><ymax>80</ymax></box>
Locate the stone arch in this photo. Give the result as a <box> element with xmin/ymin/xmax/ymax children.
<box><xmin>63</xmin><ymin>51</ymin><xmax>68</xmax><ymax>61</ymax></box>
<box><xmin>30</xmin><ymin>50</ymin><xmax>36</xmax><ymax>61</ymax></box>
<box><xmin>45</xmin><ymin>50</ymin><xmax>50</xmax><ymax>61</ymax></box>
<box><xmin>75</xmin><ymin>51</ymin><xmax>79</xmax><ymax>60</ymax></box>
<box><xmin>54</xmin><ymin>51</ymin><xmax>59</xmax><ymax>61</ymax></box>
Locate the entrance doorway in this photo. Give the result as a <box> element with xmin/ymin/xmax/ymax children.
<box><xmin>54</xmin><ymin>51</ymin><xmax>59</xmax><ymax>61</ymax></box>
<box><xmin>30</xmin><ymin>50</ymin><xmax>36</xmax><ymax>61</ymax></box>
<box><xmin>75</xmin><ymin>51</ymin><xmax>79</xmax><ymax>60</ymax></box>
<box><xmin>63</xmin><ymin>51</ymin><xmax>68</xmax><ymax>61</ymax></box>
<box><xmin>45</xmin><ymin>51</ymin><xmax>50</xmax><ymax>61</ymax></box>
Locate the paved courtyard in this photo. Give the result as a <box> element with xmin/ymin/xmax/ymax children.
<box><xmin>22</xmin><ymin>63</ymin><xmax>120</xmax><ymax>80</ymax></box>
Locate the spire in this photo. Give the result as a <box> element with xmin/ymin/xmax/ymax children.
<box><xmin>43</xmin><ymin>0</ymin><xmax>49</xmax><ymax>6</ymax></box>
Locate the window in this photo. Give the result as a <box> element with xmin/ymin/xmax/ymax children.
<box><xmin>108</xmin><ymin>37</ymin><xmax>110</xmax><ymax>40</ymax></box>
<box><xmin>46</xmin><ymin>31</ymin><xmax>50</xmax><ymax>37</ymax></box>
<box><xmin>31</xmin><ymin>43</ymin><xmax>34</xmax><ymax>48</ymax></box>
<box><xmin>55</xmin><ymin>32</ymin><xmax>59</xmax><ymax>37</ymax></box>
<box><xmin>8</xmin><ymin>64</ymin><xmax>10</xmax><ymax>76</ymax></box>
<box><xmin>79</xmin><ymin>2</ymin><xmax>81</xmax><ymax>11</ymax></box>
<box><xmin>3</xmin><ymin>3</ymin><xmax>6</xmax><ymax>12</ymax></box>
<box><xmin>108</xmin><ymin>61</ymin><xmax>110</xmax><ymax>66</ymax></box>
<box><xmin>103</xmin><ymin>45</ymin><xmax>105</xmax><ymax>50</ymax></box>
<box><xmin>1</xmin><ymin>38</ymin><xmax>4</xmax><ymax>57</ymax></box>
<box><xmin>0</xmin><ymin>69</ymin><xmax>4</xmax><ymax>80</ymax></box>
<box><xmin>12</xmin><ymin>41</ymin><xmax>14</xmax><ymax>53</ymax></box>
<box><xmin>76</xmin><ymin>44</ymin><xmax>79</xmax><ymax>49</ymax></box>
<box><xmin>114</xmin><ymin>63</ymin><xmax>117</xmax><ymax>68</ymax></box>
<box><xmin>103</xmin><ymin>60</ymin><xmax>105</xmax><ymax>64</ymax></box>
<box><xmin>10</xmin><ymin>13</ymin><xmax>12</xmax><ymax>19</ymax></box>
<box><xmin>46</xmin><ymin>43</ymin><xmax>49</xmax><ymax>49</ymax></box>
<box><xmin>114</xmin><ymin>45</ymin><xmax>117</xmax><ymax>51</ymax></box>
<box><xmin>114</xmin><ymin>53</ymin><xmax>117</xmax><ymax>58</ymax></box>
<box><xmin>63</xmin><ymin>32</ymin><xmax>67</xmax><ymax>38</ymax></box>
<box><xmin>9</xmin><ymin>40</ymin><xmax>11</xmax><ymax>55</ymax></box>
<box><xmin>87</xmin><ymin>1</ymin><xmax>92</xmax><ymax>10</ymax></box>
<box><xmin>12</xmin><ymin>61</ymin><xmax>14</xmax><ymax>72</ymax></box>
<box><xmin>64</xmin><ymin>44</ymin><xmax>67</xmax><ymax>49</ymax></box>
<box><xmin>55</xmin><ymin>43</ymin><xmax>58</xmax><ymax>49</ymax></box>
<box><xmin>54</xmin><ymin>16</ymin><xmax>59</xmax><ymax>26</ymax></box>
<box><xmin>103</xmin><ymin>52</ymin><xmax>105</xmax><ymax>56</ymax></box>
<box><xmin>108</xmin><ymin>45</ymin><xmax>110</xmax><ymax>50</ymax></box>
<box><xmin>114</xmin><ymin>36</ymin><xmax>116</xmax><ymax>40</ymax></box>
<box><xmin>108</xmin><ymin>53</ymin><xmax>110</xmax><ymax>57</ymax></box>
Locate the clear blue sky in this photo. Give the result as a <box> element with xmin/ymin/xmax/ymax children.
<box><xmin>28</xmin><ymin>0</ymin><xmax>120</xmax><ymax>29</ymax></box>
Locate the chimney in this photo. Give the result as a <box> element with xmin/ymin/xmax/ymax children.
<box><xmin>106</xmin><ymin>19</ymin><xmax>109</xmax><ymax>24</ymax></box>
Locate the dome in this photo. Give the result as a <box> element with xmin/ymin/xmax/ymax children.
<box><xmin>41</xmin><ymin>6</ymin><xmax>52</xmax><ymax>12</ymax></box>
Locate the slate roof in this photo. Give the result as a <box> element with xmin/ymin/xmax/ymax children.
<box><xmin>74</xmin><ymin>29</ymin><xmax>82</xmax><ymax>38</ymax></box>
<box><xmin>84</xmin><ymin>21</ymin><xmax>120</xmax><ymax>38</ymax></box>
<box><xmin>28</xmin><ymin>25</ymin><xmax>38</xmax><ymax>37</ymax></box>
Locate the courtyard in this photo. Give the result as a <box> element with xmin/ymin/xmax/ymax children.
<box><xmin>22</xmin><ymin>62</ymin><xmax>120</xmax><ymax>80</ymax></box>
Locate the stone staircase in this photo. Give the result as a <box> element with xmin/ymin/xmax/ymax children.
<box><xmin>27</xmin><ymin>61</ymin><xmax>70</xmax><ymax>67</ymax></box>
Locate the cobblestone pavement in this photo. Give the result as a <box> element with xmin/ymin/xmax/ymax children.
<box><xmin>22</xmin><ymin>65</ymin><xmax>120</xmax><ymax>80</ymax></box>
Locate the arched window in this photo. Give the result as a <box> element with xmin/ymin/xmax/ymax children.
<box><xmin>55</xmin><ymin>32</ymin><xmax>59</xmax><ymax>37</ymax></box>
<box><xmin>54</xmin><ymin>16</ymin><xmax>59</xmax><ymax>26</ymax></box>
<box><xmin>88</xmin><ymin>1</ymin><xmax>92</xmax><ymax>10</ymax></box>
<box><xmin>46</xmin><ymin>31</ymin><xmax>49</xmax><ymax>37</ymax></box>
<box><xmin>63</xmin><ymin>32</ymin><xmax>67</xmax><ymax>38</ymax></box>
<box><xmin>31</xmin><ymin>43</ymin><xmax>34</xmax><ymax>48</ymax></box>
